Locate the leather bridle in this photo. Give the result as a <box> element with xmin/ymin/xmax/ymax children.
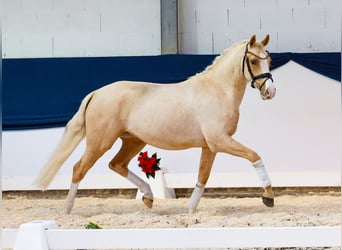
<box><xmin>242</xmin><ymin>43</ymin><xmax>273</xmax><ymax>91</ymax></box>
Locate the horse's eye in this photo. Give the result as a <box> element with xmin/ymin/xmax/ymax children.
<box><xmin>251</xmin><ymin>59</ymin><xmax>257</xmax><ymax>65</ymax></box>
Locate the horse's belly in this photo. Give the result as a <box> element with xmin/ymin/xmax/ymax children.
<box><xmin>144</xmin><ymin>136</ymin><xmax>205</xmax><ymax>150</ymax></box>
<box><xmin>118</xmin><ymin>82</ymin><xmax>206</xmax><ymax>149</ymax></box>
<box><xmin>127</xmin><ymin>124</ymin><xmax>206</xmax><ymax>150</ymax></box>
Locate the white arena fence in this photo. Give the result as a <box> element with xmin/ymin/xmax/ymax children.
<box><xmin>2</xmin><ymin>220</ymin><xmax>341</xmax><ymax>250</ymax></box>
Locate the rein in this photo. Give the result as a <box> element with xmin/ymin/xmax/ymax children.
<box><xmin>242</xmin><ymin>43</ymin><xmax>273</xmax><ymax>90</ymax></box>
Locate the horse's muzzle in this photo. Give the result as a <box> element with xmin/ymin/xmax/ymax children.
<box><xmin>262</xmin><ymin>79</ymin><xmax>276</xmax><ymax>100</ymax></box>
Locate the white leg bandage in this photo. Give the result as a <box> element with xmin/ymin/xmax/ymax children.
<box><xmin>189</xmin><ymin>182</ymin><xmax>205</xmax><ymax>214</ymax></box>
<box><xmin>253</xmin><ymin>159</ymin><xmax>272</xmax><ymax>188</ymax></box>
<box><xmin>127</xmin><ymin>171</ymin><xmax>153</xmax><ymax>199</ymax></box>
<box><xmin>64</xmin><ymin>182</ymin><xmax>79</xmax><ymax>214</ymax></box>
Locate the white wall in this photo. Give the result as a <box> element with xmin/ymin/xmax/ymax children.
<box><xmin>2</xmin><ymin>0</ymin><xmax>161</xmax><ymax>58</ymax></box>
<box><xmin>3</xmin><ymin>62</ymin><xmax>341</xmax><ymax>190</ymax></box>
<box><xmin>2</xmin><ymin>0</ymin><xmax>341</xmax><ymax>58</ymax></box>
<box><xmin>178</xmin><ymin>0</ymin><xmax>341</xmax><ymax>54</ymax></box>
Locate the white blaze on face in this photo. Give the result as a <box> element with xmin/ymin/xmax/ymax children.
<box><xmin>259</xmin><ymin>52</ymin><xmax>276</xmax><ymax>99</ymax></box>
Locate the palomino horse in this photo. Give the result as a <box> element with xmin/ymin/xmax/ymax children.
<box><xmin>36</xmin><ymin>34</ymin><xmax>276</xmax><ymax>214</ymax></box>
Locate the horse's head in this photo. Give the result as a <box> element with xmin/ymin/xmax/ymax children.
<box><xmin>242</xmin><ymin>34</ymin><xmax>276</xmax><ymax>100</ymax></box>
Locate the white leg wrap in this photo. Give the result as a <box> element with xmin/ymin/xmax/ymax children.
<box><xmin>253</xmin><ymin>159</ymin><xmax>272</xmax><ymax>188</ymax></box>
<box><xmin>64</xmin><ymin>182</ymin><xmax>79</xmax><ymax>214</ymax></box>
<box><xmin>127</xmin><ymin>171</ymin><xmax>153</xmax><ymax>199</ymax></box>
<box><xmin>189</xmin><ymin>182</ymin><xmax>205</xmax><ymax>214</ymax></box>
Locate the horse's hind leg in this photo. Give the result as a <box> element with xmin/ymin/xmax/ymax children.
<box><xmin>189</xmin><ymin>147</ymin><xmax>216</xmax><ymax>213</ymax></box>
<box><xmin>109</xmin><ymin>137</ymin><xmax>154</xmax><ymax>208</ymax></box>
<box><xmin>64</xmin><ymin>146</ymin><xmax>109</xmax><ymax>214</ymax></box>
<box><xmin>64</xmin><ymin>175</ymin><xmax>79</xmax><ymax>214</ymax></box>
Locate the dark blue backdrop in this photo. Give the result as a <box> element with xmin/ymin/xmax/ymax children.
<box><xmin>3</xmin><ymin>53</ymin><xmax>341</xmax><ymax>130</ymax></box>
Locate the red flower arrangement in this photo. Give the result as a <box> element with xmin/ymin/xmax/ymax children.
<box><xmin>138</xmin><ymin>151</ymin><xmax>161</xmax><ymax>179</ymax></box>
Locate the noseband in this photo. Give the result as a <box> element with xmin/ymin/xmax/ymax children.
<box><xmin>242</xmin><ymin>43</ymin><xmax>273</xmax><ymax>90</ymax></box>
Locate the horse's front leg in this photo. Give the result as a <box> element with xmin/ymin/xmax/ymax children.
<box><xmin>253</xmin><ymin>158</ymin><xmax>274</xmax><ymax>206</ymax></box>
<box><xmin>189</xmin><ymin>147</ymin><xmax>216</xmax><ymax>214</ymax></box>
<box><xmin>207</xmin><ymin>134</ymin><xmax>274</xmax><ymax>207</ymax></box>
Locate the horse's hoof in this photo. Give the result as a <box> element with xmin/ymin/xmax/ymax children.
<box><xmin>262</xmin><ymin>196</ymin><xmax>274</xmax><ymax>207</ymax></box>
<box><xmin>142</xmin><ymin>196</ymin><xmax>153</xmax><ymax>209</ymax></box>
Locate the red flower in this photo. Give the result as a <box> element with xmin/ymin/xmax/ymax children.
<box><xmin>138</xmin><ymin>151</ymin><xmax>161</xmax><ymax>179</ymax></box>
<box><xmin>138</xmin><ymin>151</ymin><xmax>148</xmax><ymax>165</ymax></box>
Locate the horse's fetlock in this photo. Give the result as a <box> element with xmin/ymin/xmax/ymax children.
<box><xmin>141</xmin><ymin>185</ymin><xmax>153</xmax><ymax>199</ymax></box>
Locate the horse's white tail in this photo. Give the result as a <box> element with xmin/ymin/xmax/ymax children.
<box><xmin>35</xmin><ymin>91</ymin><xmax>95</xmax><ymax>189</ymax></box>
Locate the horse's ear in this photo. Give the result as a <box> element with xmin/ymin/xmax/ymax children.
<box><xmin>249</xmin><ymin>34</ymin><xmax>257</xmax><ymax>46</ymax></box>
<box><xmin>261</xmin><ymin>34</ymin><xmax>270</xmax><ymax>47</ymax></box>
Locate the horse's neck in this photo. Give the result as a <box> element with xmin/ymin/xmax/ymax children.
<box><xmin>200</xmin><ymin>48</ymin><xmax>248</xmax><ymax>107</ymax></box>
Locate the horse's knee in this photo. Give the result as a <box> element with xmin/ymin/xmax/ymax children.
<box><xmin>109</xmin><ymin>161</ymin><xmax>128</xmax><ymax>177</ymax></box>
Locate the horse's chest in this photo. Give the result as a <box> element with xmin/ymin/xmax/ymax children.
<box><xmin>222</xmin><ymin>110</ymin><xmax>240</xmax><ymax>135</ymax></box>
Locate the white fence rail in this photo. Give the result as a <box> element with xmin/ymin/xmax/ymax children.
<box><xmin>2</xmin><ymin>221</ymin><xmax>341</xmax><ymax>250</ymax></box>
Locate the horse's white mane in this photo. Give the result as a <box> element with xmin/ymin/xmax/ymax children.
<box><xmin>191</xmin><ymin>40</ymin><xmax>248</xmax><ymax>79</ymax></box>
